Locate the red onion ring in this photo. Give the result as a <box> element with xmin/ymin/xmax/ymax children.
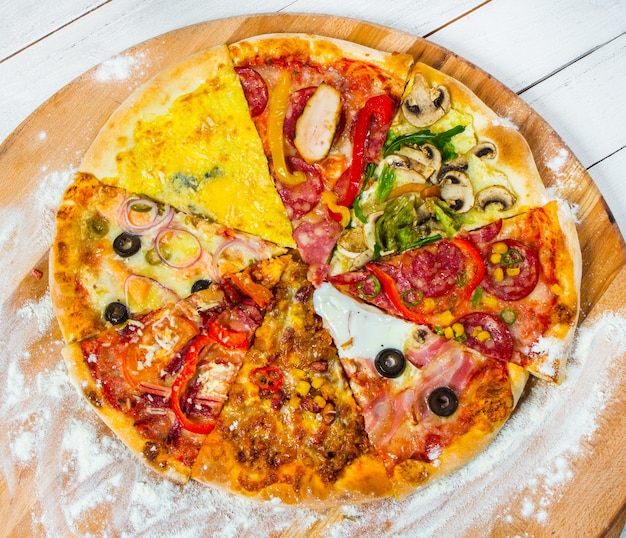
<box><xmin>154</xmin><ymin>227</ymin><xmax>203</xmax><ymax>269</ymax></box>
<box><xmin>118</xmin><ymin>196</ymin><xmax>174</xmax><ymax>234</ymax></box>
<box><xmin>210</xmin><ymin>238</ymin><xmax>263</xmax><ymax>282</ymax></box>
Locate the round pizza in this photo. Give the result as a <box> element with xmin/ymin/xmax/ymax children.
<box><xmin>49</xmin><ymin>33</ymin><xmax>582</xmax><ymax>507</ymax></box>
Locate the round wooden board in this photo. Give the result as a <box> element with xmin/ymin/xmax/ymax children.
<box><xmin>1</xmin><ymin>13</ymin><xmax>625</xmax><ymax>537</ymax></box>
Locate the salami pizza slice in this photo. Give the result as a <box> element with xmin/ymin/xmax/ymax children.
<box><xmin>228</xmin><ymin>34</ymin><xmax>413</xmax><ymax>284</ymax></box>
<box><xmin>330</xmin><ymin>62</ymin><xmax>549</xmax><ymax>275</ymax></box>
<box><xmin>313</xmin><ymin>284</ymin><xmax>528</xmax><ymax>498</ymax></box>
<box><xmin>329</xmin><ymin>201</ymin><xmax>581</xmax><ymax>382</ymax></box>
<box><xmin>50</xmin><ymin>173</ymin><xmax>287</xmax><ymax>344</ymax></box>
<box><xmin>62</xmin><ymin>256</ymin><xmax>289</xmax><ymax>483</ymax></box>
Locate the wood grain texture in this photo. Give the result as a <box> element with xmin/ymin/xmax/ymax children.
<box><xmin>0</xmin><ymin>13</ymin><xmax>624</xmax><ymax>537</ymax></box>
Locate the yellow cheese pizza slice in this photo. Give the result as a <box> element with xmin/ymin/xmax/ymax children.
<box><xmin>80</xmin><ymin>44</ymin><xmax>295</xmax><ymax>248</ymax></box>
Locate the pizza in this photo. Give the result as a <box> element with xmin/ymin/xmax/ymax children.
<box><xmin>49</xmin><ymin>33</ymin><xmax>582</xmax><ymax>507</ymax></box>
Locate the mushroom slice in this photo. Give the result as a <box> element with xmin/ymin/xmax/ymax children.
<box><xmin>475</xmin><ymin>185</ymin><xmax>516</xmax><ymax>211</ymax></box>
<box><xmin>402</xmin><ymin>74</ymin><xmax>451</xmax><ymax>128</ymax></box>
<box><xmin>294</xmin><ymin>83</ymin><xmax>342</xmax><ymax>163</ymax></box>
<box><xmin>396</xmin><ymin>143</ymin><xmax>442</xmax><ymax>181</ymax></box>
<box><xmin>470</xmin><ymin>141</ymin><xmax>498</xmax><ymax>160</ymax></box>
<box><xmin>440</xmin><ymin>170</ymin><xmax>475</xmax><ymax>213</ymax></box>
<box><xmin>384</xmin><ymin>154</ymin><xmax>428</xmax><ymax>184</ymax></box>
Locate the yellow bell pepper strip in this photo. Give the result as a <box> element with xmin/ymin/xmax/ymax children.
<box><xmin>268</xmin><ymin>71</ymin><xmax>307</xmax><ymax>186</ymax></box>
<box><xmin>322</xmin><ymin>191</ymin><xmax>351</xmax><ymax>227</ymax></box>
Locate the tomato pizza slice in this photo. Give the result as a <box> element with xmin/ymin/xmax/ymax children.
<box><xmin>228</xmin><ymin>34</ymin><xmax>413</xmax><ymax>284</ymax></box>
<box><xmin>62</xmin><ymin>256</ymin><xmax>289</xmax><ymax>483</ymax></box>
<box><xmin>313</xmin><ymin>283</ymin><xmax>528</xmax><ymax>498</ymax></box>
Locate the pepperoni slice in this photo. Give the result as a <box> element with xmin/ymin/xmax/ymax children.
<box><xmin>283</xmin><ymin>86</ymin><xmax>317</xmax><ymax>142</ymax></box>
<box><xmin>482</xmin><ymin>239</ymin><xmax>540</xmax><ymax>301</ymax></box>
<box><xmin>234</xmin><ymin>67</ymin><xmax>268</xmax><ymax>117</ymax></box>
<box><xmin>405</xmin><ymin>240</ymin><xmax>466</xmax><ymax>297</ymax></box>
<box><xmin>468</xmin><ymin>219</ymin><xmax>502</xmax><ymax>244</ymax></box>
<box><xmin>275</xmin><ymin>156</ymin><xmax>323</xmax><ymax>220</ymax></box>
<box><xmin>457</xmin><ymin>312</ymin><xmax>513</xmax><ymax>362</ymax></box>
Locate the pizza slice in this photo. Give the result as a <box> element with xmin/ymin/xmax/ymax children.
<box><xmin>50</xmin><ymin>172</ymin><xmax>286</xmax><ymax>344</ymax></box>
<box><xmin>313</xmin><ymin>283</ymin><xmax>528</xmax><ymax>498</ymax></box>
<box><xmin>228</xmin><ymin>34</ymin><xmax>414</xmax><ymax>284</ymax></box>
<box><xmin>329</xmin><ymin>201</ymin><xmax>581</xmax><ymax>382</ymax></box>
<box><xmin>192</xmin><ymin>256</ymin><xmax>392</xmax><ymax>506</ymax></box>
<box><xmin>62</xmin><ymin>256</ymin><xmax>289</xmax><ymax>483</ymax></box>
<box><xmin>78</xmin><ymin>44</ymin><xmax>295</xmax><ymax>248</ymax></box>
<box><xmin>330</xmin><ymin>61</ymin><xmax>549</xmax><ymax>275</ymax></box>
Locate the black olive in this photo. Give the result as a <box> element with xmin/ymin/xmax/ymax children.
<box><xmin>428</xmin><ymin>387</ymin><xmax>458</xmax><ymax>417</ymax></box>
<box><xmin>104</xmin><ymin>301</ymin><xmax>129</xmax><ymax>325</ymax></box>
<box><xmin>191</xmin><ymin>279</ymin><xmax>212</xmax><ymax>293</ymax></box>
<box><xmin>374</xmin><ymin>348</ymin><xmax>406</xmax><ymax>378</ymax></box>
<box><xmin>113</xmin><ymin>232</ymin><xmax>141</xmax><ymax>257</ymax></box>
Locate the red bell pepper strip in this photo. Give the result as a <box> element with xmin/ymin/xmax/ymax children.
<box><xmin>364</xmin><ymin>238</ymin><xmax>485</xmax><ymax>326</ymax></box>
<box><xmin>336</xmin><ymin>94</ymin><xmax>395</xmax><ymax>209</ymax></box>
<box><xmin>170</xmin><ymin>333</ymin><xmax>217</xmax><ymax>435</ymax></box>
<box><xmin>207</xmin><ymin>320</ymin><xmax>250</xmax><ymax>349</ymax></box>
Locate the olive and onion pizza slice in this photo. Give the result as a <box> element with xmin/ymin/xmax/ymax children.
<box><xmin>313</xmin><ymin>284</ymin><xmax>528</xmax><ymax>498</ymax></box>
<box><xmin>62</xmin><ymin>257</ymin><xmax>289</xmax><ymax>482</ymax></box>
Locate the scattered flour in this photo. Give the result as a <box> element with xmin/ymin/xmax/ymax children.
<box><xmin>546</xmin><ymin>148</ymin><xmax>570</xmax><ymax>174</ymax></box>
<box><xmin>94</xmin><ymin>51</ymin><xmax>149</xmax><ymax>83</ymax></box>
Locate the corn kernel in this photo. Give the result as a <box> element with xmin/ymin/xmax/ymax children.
<box><xmin>439</xmin><ymin>310</ymin><xmax>455</xmax><ymax>326</ymax></box>
<box><xmin>295</xmin><ymin>380</ymin><xmax>311</xmax><ymax>397</ymax></box>
<box><xmin>289</xmin><ymin>396</ymin><xmax>301</xmax><ymax>409</ymax></box>
<box><xmin>472</xmin><ymin>326</ymin><xmax>483</xmax><ymax>338</ymax></box>
<box><xmin>452</xmin><ymin>323</ymin><xmax>465</xmax><ymax>337</ymax></box>
<box><xmin>490</xmin><ymin>253</ymin><xmax>502</xmax><ymax>264</ymax></box>
<box><xmin>291</xmin><ymin>368</ymin><xmax>306</xmax><ymax>380</ymax></box>
<box><xmin>423</xmin><ymin>298</ymin><xmax>436</xmax><ymax>313</ymax></box>
<box><xmin>493</xmin><ymin>242</ymin><xmax>508</xmax><ymax>254</ymax></box>
<box><xmin>311</xmin><ymin>377</ymin><xmax>324</xmax><ymax>389</ymax></box>
<box><xmin>314</xmin><ymin>395</ymin><xmax>327</xmax><ymax>409</ymax></box>
<box><xmin>506</xmin><ymin>267</ymin><xmax>521</xmax><ymax>277</ymax></box>
<box><xmin>444</xmin><ymin>327</ymin><xmax>454</xmax><ymax>339</ymax></box>
<box><xmin>477</xmin><ymin>330</ymin><xmax>491</xmax><ymax>342</ymax></box>
<box><xmin>481</xmin><ymin>295</ymin><xmax>498</xmax><ymax>308</ymax></box>
<box><xmin>551</xmin><ymin>283</ymin><xmax>564</xmax><ymax>296</ymax></box>
<box><xmin>494</xmin><ymin>267</ymin><xmax>504</xmax><ymax>282</ymax></box>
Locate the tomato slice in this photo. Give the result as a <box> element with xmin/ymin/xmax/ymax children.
<box><xmin>122</xmin><ymin>313</ymin><xmax>199</xmax><ymax>388</ymax></box>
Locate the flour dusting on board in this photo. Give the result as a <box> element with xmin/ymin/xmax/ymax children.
<box><xmin>94</xmin><ymin>52</ymin><xmax>149</xmax><ymax>83</ymax></box>
<box><xmin>1</xmin><ymin>271</ymin><xmax>624</xmax><ymax>537</ymax></box>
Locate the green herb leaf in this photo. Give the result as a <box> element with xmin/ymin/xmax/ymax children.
<box><xmin>375</xmin><ymin>164</ymin><xmax>396</xmax><ymax>203</ymax></box>
<box><xmin>383</xmin><ymin>125</ymin><xmax>466</xmax><ymax>161</ymax></box>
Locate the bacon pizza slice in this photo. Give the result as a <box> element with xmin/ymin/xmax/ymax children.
<box><xmin>50</xmin><ymin>173</ymin><xmax>286</xmax><ymax>344</ymax></box>
<box><xmin>330</xmin><ymin>61</ymin><xmax>549</xmax><ymax>275</ymax></box>
<box><xmin>228</xmin><ymin>34</ymin><xmax>414</xmax><ymax>284</ymax></box>
<box><xmin>62</xmin><ymin>257</ymin><xmax>289</xmax><ymax>483</ymax></box>
<box><xmin>313</xmin><ymin>284</ymin><xmax>528</xmax><ymax>498</ymax></box>
<box><xmin>329</xmin><ymin>201</ymin><xmax>581</xmax><ymax>382</ymax></box>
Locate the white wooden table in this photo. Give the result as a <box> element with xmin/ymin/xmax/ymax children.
<box><xmin>1</xmin><ymin>1</ymin><xmax>625</xmax><ymax>537</ymax></box>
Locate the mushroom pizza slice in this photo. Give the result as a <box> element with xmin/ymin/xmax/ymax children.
<box><xmin>329</xmin><ymin>62</ymin><xmax>550</xmax><ymax>275</ymax></box>
<box><xmin>313</xmin><ymin>283</ymin><xmax>528</xmax><ymax>498</ymax></box>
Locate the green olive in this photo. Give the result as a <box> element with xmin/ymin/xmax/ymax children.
<box><xmin>87</xmin><ymin>215</ymin><xmax>109</xmax><ymax>239</ymax></box>
<box><xmin>145</xmin><ymin>248</ymin><xmax>162</xmax><ymax>265</ymax></box>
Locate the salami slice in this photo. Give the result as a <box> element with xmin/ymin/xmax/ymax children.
<box><xmin>275</xmin><ymin>157</ymin><xmax>323</xmax><ymax>220</ymax></box>
<box><xmin>292</xmin><ymin>217</ymin><xmax>343</xmax><ymax>267</ymax></box>
<box><xmin>482</xmin><ymin>239</ymin><xmax>540</xmax><ymax>301</ymax></box>
<box><xmin>457</xmin><ymin>312</ymin><xmax>513</xmax><ymax>362</ymax></box>
<box><xmin>234</xmin><ymin>67</ymin><xmax>268</xmax><ymax>117</ymax></box>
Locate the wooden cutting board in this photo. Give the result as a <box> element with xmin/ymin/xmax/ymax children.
<box><xmin>0</xmin><ymin>13</ymin><xmax>624</xmax><ymax>537</ymax></box>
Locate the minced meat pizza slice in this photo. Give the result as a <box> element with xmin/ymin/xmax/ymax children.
<box><xmin>228</xmin><ymin>34</ymin><xmax>413</xmax><ymax>284</ymax></box>
<box><xmin>313</xmin><ymin>284</ymin><xmax>528</xmax><ymax>498</ymax></box>
<box><xmin>192</xmin><ymin>256</ymin><xmax>392</xmax><ymax>506</ymax></box>
<box><xmin>329</xmin><ymin>201</ymin><xmax>581</xmax><ymax>382</ymax></box>
<box><xmin>62</xmin><ymin>257</ymin><xmax>289</xmax><ymax>483</ymax></box>
<box><xmin>50</xmin><ymin>172</ymin><xmax>286</xmax><ymax>344</ymax></box>
<box><xmin>330</xmin><ymin>62</ymin><xmax>549</xmax><ymax>275</ymax></box>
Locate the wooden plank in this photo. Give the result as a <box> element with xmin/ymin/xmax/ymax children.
<box><xmin>0</xmin><ymin>0</ymin><xmax>108</xmax><ymax>60</ymax></box>
<box><xmin>588</xmin><ymin>148</ymin><xmax>626</xmax><ymax>238</ymax></box>
<box><xmin>429</xmin><ymin>0</ymin><xmax>626</xmax><ymax>93</ymax></box>
<box><xmin>521</xmin><ymin>34</ymin><xmax>626</xmax><ymax>169</ymax></box>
